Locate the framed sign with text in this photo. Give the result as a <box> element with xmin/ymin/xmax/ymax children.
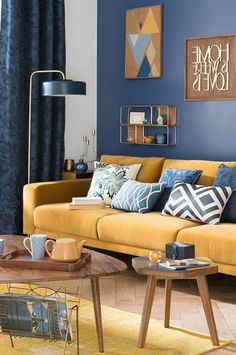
<box><xmin>185</xmin><ymin>34</ymin><xmax>236</xmax><ymax>100</ymax></box>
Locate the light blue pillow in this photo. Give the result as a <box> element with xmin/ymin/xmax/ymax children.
<box><xmin>159</xmin><ymin>167</ymin><xmax>202</xmax><ymax>187</ymax></box>
<box><xmin>112</xmin><ymin>180</ymin><xmax>165</xmax><ymax>213</ymax></box>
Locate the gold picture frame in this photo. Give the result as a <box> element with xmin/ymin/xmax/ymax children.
<box><xmin>129</xmin><ymin>112</ymin><xmax>145</xmax><ymax>124</ymax></box>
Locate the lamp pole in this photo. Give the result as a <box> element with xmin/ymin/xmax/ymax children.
<box><xmin>27</xmin><ymin>70</ymin><xmax>65</xmax><ymax>184</ymax></box>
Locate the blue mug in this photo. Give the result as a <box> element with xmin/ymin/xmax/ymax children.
<box><xmin>23</xmin><ymin>234</ymin><xmax>47</xmax><ymax>260</ymax></box>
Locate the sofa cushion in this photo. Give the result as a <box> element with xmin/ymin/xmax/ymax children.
<box><xmin>214</xmin><ymin>164</ymin><xmax>236</xmax><ymax>223</ymax></box>
<box><xmin>214</xmin><ymin>164</ymin><xmax>236</xmax><ymax>187</ymax></box>
<box><xmin>112</xmin><ymin>180</ymin><xmax>165</xmax><ymax>213</ymax></box>
<box><xmin>177</xmin><ymin>224</ymin><xmax>236</xmax><ymax>266</ymax></box>
<box><xmin>97</xmin><ymin>212</ymin><xmax>199</xmax><ymax>251</ymax></box>
<box><xmin>153</xmin><ymin>167</ymin><xmax>202</xmax><ymax>212</ymax></box>
<box><xmin>100</xmin><ymin>155</ymin><xmax>165</xmax><ymax>182</ymax></box>
<box><xmin>161</xmin><ymin>159</ymin><xmax>236</xmax><ymax>186</ymax></box>
<box><xmin>159</xmin><ymin>167</ymin><xmax>202</xmax><ymax>187</ymax></box>
<box><xmin>34</xmin><ymin>203</ymin><xmax>123</xmax><ymax>239</ymax></box>
<box><xmin>162</xmin><ymin>182</ymin><xmax>233</xmax><ymax>225</ymax></box>
<box><xmin>87</xmin><ymin>163</ymin><xmax>141</xmax><ymax>205</ymax></box>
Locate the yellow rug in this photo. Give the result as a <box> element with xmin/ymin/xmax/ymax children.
<box><xmin>0</xmin><ymin>284</ymin><xmax>231</xmax><ymax>355</ymax></box>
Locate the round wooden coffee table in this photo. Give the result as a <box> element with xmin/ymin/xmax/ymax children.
<box><xmin>132</xmin><ymin>256</ymin><xmax>219</xmax><ymax>348</ymax></box>
<box><xmin>0</xmin><ymin>235</ymin><xmax>127</xmax><ymax>353</ymax></box>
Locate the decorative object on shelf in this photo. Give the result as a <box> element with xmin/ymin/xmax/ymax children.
<box><xmin>185</xmin><ymin>34</ymin><xmax>236</xmax><ymax>100</ymax></box>
<box><xmin>157</xmin><ymin>114</ymin><xmax>167</xmax><ymax>125</ymax></box>
<box><xmin>129</xmin><ymin>112</ymin><xmax>145</xmax><ymax>124</ymax></box>
<box><xmin>143</xmin><ymin>119</ymin><xmax>151</xmax><ymax>125</ymax></box>
<box><xmin>125</xmin><ymin>4</ymin><xmax>163</xmax><ymax>79</ymax></box>
<box><xmin>92</xmin><ymin>129</ymin><xmax>96</xmax><ymax>160</ymax></box>
<box><xmin>144</xmin><ymin>136</ymin><xmax>155</xmax><ymax>144</ymax></box>
<box><xmin>64</xmin><ymin>159</ymin><xmax>75</xmax><ymax>172</ymax></box>
<box><xmin>127</xmin><ymin>136</ymin><xmax>135</xmax><ymax>143</ymax></box>
<box><xmin>81</xmin><ymin>129</ymin><xmax>97</xmax><ymax>171</ymax></box>
<box><xmin>82</xmin><ymin>136</ymin><xmax>89</xmax><ymax>158</ymax></box>
<box><xmin>120</xmin><ymin>105</ymin><xmax>176</xmax><ymax>146</ymax></box>
<box><xmin>156</xmin><ymin>133</ymin><xmax>167</xmax><ymax>144</ymax></box>
<box><xmin>74</xmin><ymin>159</ymin><xmax>88</xmax><ymax>173</ymax></box>
<box><xmin>28</xmin><ymin>70</ymin><xmax>86</xmax><ymax>183</ymax></box>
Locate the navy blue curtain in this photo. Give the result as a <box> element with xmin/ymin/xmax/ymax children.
<box><xmin>0</xmin><ymin>0</ymin><xmax>65</xmax><ymax>234</ymax></box>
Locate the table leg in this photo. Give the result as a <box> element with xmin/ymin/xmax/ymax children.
<box><xmin>90</xmin><ymin>276</ymin><xmax>104</xmax><ymax>352</ymax></box>
<box><xmin>137</xmin><ymin>275</ymin><xmax>156</xmax><ymax>348</ymax></box>
<box><xmin>164</xmin><ymin>279</ymin><xmax>172</xmax><ymax>328</ymax></box>
<box><xmin>196</xmin><ymin>275</ymin><xmax>219</xmax><ymax>346</ymax></box>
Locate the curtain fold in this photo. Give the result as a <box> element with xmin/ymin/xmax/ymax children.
<box><xmin>0</xmin><ymin>0</ymin><xmax>65</xmax><ymax>234</ymax></box>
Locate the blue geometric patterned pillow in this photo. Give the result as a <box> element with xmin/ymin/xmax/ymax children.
<box><xmin>162</xmin><ymin>182</ymin><xmax>233</xmax><ymax>224</ymax></box>
<box><xmin>87</xmin><ymin>163</ymin><xmax>141</xmax><ymax>205</ymax></box>
<box><xmin>112</xmin><ymin>180</ymin><xmax>165</xmax><ymax>213</ymax></box>
<box><xmin>214</xmin><ymin>164</ymin><xmax>236</xmax><ymax>222</ymax></box>
<box><xmin>159</xmin><ymin>167</ymin><xmax>202</xmax><ymax>187</ymax></box>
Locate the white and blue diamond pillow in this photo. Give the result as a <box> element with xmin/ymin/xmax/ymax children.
<box><xmin>162</xmin><ymin>182</ymin><xmax>233</xmax><ymax>224</ymax></box>
<box><xmin>112</xmin><ymin>180</ymin><xmax>165</xmax><ymax>213</ymax></box>
<box><xmin>87</xmin><ymin>162</ymin><xmax>141</xmax><ymax>205</ymax></box>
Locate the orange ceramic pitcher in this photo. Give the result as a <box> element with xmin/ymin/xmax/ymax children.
<box><xmin>45</xmin><ymin>238</ymin><xmax>86</xmax><ymax>262</ymax></box>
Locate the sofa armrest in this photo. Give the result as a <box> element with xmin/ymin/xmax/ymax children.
<box><xmin>23</xmin><ymin>178</ymin><xmax>91</xmax><ymax>234</ymax></box>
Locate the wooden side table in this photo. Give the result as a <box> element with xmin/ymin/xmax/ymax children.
<box><xmin>132</xmin><ymin>257</ymin><xmax>219</xmax><ymax>348</ymax></box>
<box><xmin>61</xmin><ymin>171</ymin><xmax>93</xmax><ymax>180</ymax></box>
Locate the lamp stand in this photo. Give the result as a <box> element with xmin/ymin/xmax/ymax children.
<box><xmin>27</xmin><ymin>70</ymin><xmax>65</xmax><ymax>184</ymax></box>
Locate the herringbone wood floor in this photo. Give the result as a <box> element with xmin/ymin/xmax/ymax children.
<box><xmin>48</xmin><ymin>251</ymin><xmax>236</xmax><ymax>354</ymax></box>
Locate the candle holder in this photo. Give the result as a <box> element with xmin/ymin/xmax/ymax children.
<box><xmin>148</xmin><ymin>250</ymin><xmax>163</xmax><ymax>265</ymax></box>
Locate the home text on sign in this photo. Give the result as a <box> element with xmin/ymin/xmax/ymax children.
<box><xmin>192</xmin><ymin>43</ymin><xmax>230</xmax><ymax>92</ymax></box>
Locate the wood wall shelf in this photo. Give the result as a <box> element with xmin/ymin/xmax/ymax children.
<box><xmin>120</xmin><ymin>105</ymin><xmax>177</xmax><ymax>146</ymax></box>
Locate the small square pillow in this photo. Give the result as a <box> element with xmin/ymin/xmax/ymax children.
<box><xmin>112</xmin><ymin>180</ymin><xmax>165</xmax><ymax>213</ymax></box>
<box><xmin>214</xmin><ymin>164</ymin><xmax>236</xmax><ymax>222</ymax></box>
<box><xmin>220</xmin><ymin>192</ymin><xmax>236</xmax><ymax>222</ymax></box>
<box><xmin>214</xmin><ymin>164</ymin><xmax>236</xmax><ymax>187</ymax></box>
<box><xmin>162</xmin><ymin>182</ymin><xmax>233</xmax><ymax>225</ymax></box>
<box><xmin>159</xmin><ymin>167</ymin><xmax>202</xmax><ymax>187</ymax></box>
<box><xmin>152</xmin><ymin>167</ymin><xmax>202</xmax><ymax>211</ymax></box>
<box><xmin>87</xmin><ymin>162</ymin><xmax>141</xmax><ymax>205</ymax></box>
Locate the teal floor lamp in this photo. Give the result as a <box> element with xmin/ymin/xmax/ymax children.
<box><xmin>28</xmin><ymin>70</ymin><xmax>86</xmax><ymax>183</ymax></box>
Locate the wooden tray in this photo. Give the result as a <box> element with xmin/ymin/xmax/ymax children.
<box><xmin>0</xmin><ymin>249</ymin><xmax>91</xmax><ymax>272</ymax></box>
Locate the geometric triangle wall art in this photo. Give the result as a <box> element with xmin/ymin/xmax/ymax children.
<box><xmin>125</xmin><ymin>5</ymin><xmax>163</xmax><ymax>79</ymax></box>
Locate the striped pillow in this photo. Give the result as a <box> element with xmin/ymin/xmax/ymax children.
<box><xmin>162</xmin><ymin>182</ymin><xmax>233</xmax><ymax>224</ymax></box>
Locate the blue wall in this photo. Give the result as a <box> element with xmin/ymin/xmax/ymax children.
<box><xmin>97</xmin><ymin>0</ymin><xmax>236</xmax><ymax>161</ymax></box>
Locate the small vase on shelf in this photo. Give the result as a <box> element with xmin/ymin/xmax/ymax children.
<box><xmin>74</xmin><ymin>159</ymin><xmax>88</xmax><ymax>173</ymax></box>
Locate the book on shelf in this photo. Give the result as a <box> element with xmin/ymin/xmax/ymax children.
<box><xmin>69</xmin><ymin>196</ymin><xmax>105</xmax><ymax>209</ymax></box>
<box><xmin>158</xmin><ymin>258</ymin><xmax>210</xmax><ymax>270</ymax></box>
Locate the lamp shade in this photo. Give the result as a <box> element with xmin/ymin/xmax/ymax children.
<box><xmin>42</xmin><ymin>80</ymin><xmax>86</xmax><ymax>96</ymax></box>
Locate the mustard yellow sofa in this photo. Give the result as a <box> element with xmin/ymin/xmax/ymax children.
<box><xmin>23</xmin><ymin>155</ymin><xmax>236</xmax><ymax>276</ymax></box>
